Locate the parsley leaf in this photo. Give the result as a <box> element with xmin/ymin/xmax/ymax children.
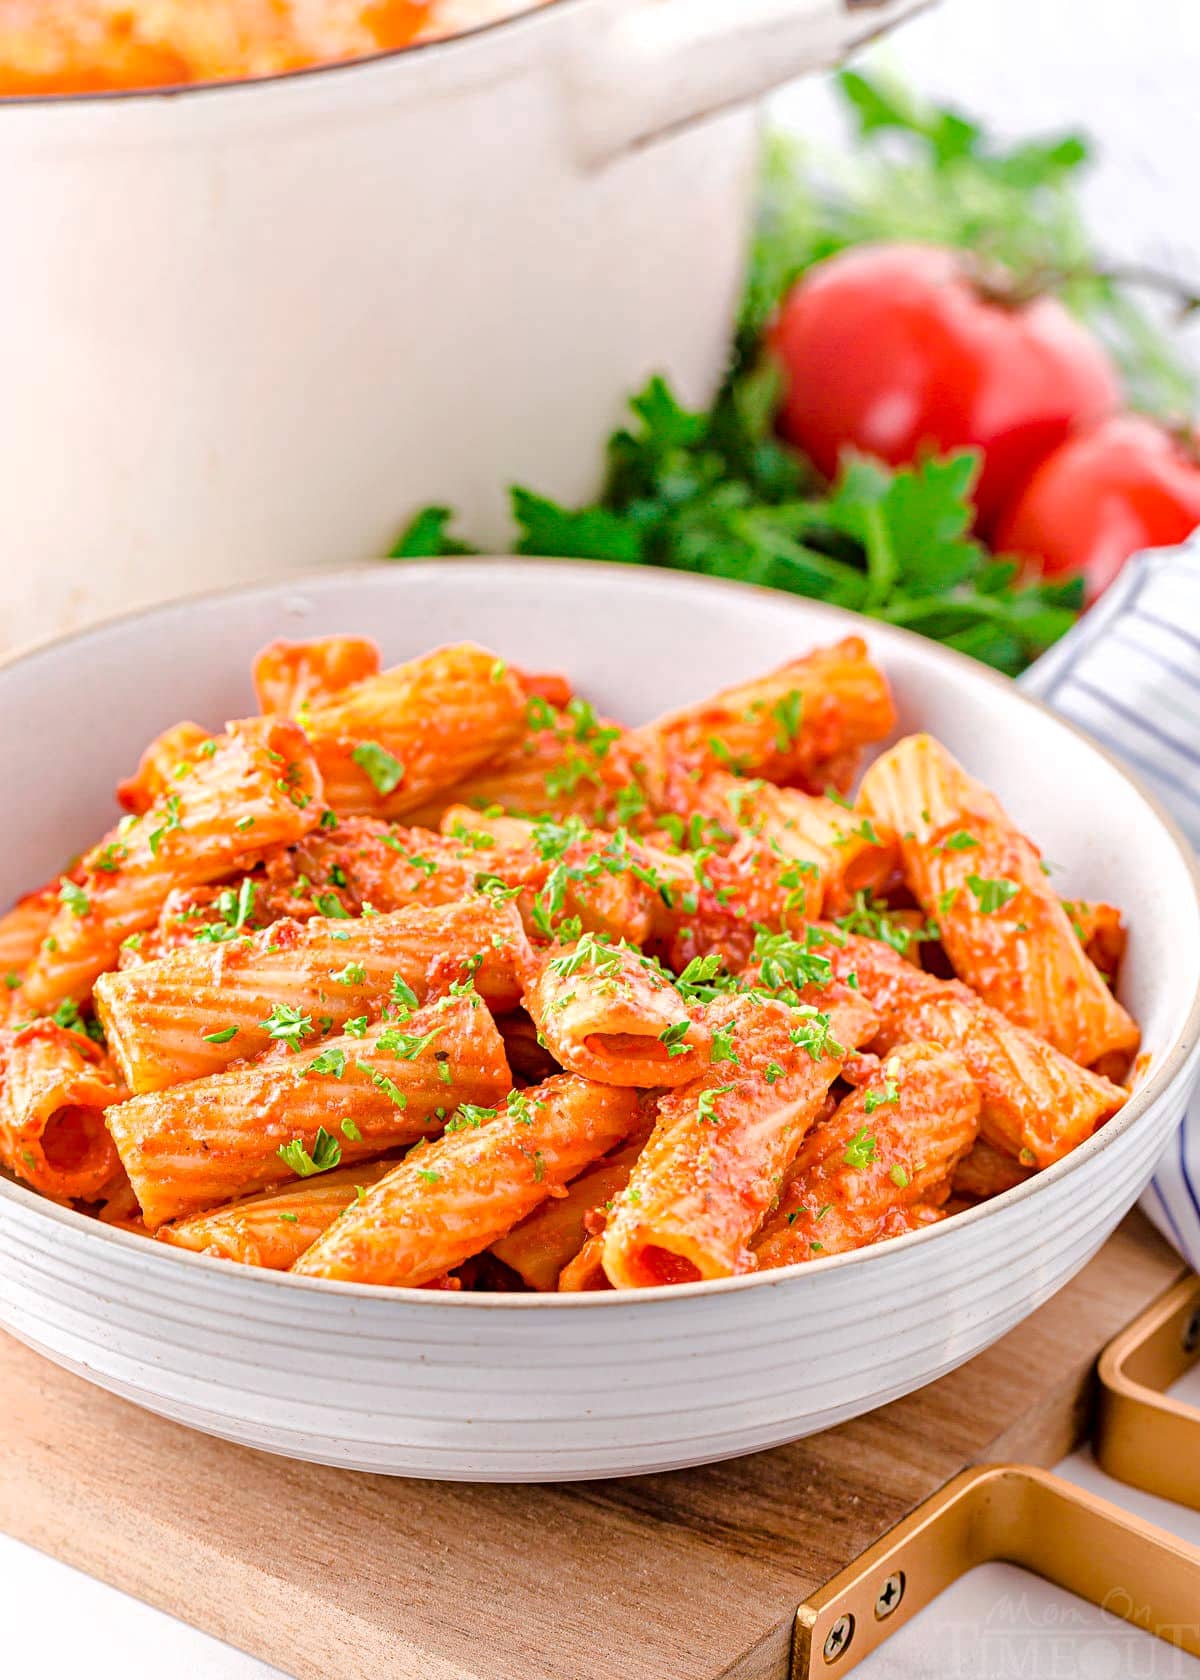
<box><xmin>352</xmin><ymin>741</ymin><xmax>404</xmax><ymax>796</ymax></box>
<box><xmin>259</xmin><ymin>1003</ymin><xmax>313</xmax><ymax>1052</ymax></box>
<box><xmin>278</xmin><ymin>1127</ymin><xmax>342</xmax><ymax>1178</ymax></box>
<box><xmin>967</xmin><ymin>874</ymin><xmax>1020</xmax><ymax>914</ymax></box>
<box><xmin>843</xmin><ymin>1126</ymin><xmax>879</xmax><ymax>1169</ymax></box>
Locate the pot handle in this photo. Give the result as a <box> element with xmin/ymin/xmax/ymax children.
<box><xmin>566</xmin><ymin>0</ymin><xmax>930</xmax><ymax>166</ymax></box>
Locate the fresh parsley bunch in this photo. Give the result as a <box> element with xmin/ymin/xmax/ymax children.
<box><xmin>393</xmin><ymin>370</ymin><xmax>1079</xmax><ymax>676</ymax></box>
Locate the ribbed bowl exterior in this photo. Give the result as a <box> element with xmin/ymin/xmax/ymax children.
<box><xmin>2</xmin><ymin>1050</ymin><xmax>1194</xmax><ymax>1480</ymax></box>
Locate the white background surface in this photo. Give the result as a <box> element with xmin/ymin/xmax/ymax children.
<box><xmin>4</xmin><ymin>0</ymin><xmax>1200</xmax><ymax>1675</ymax></box>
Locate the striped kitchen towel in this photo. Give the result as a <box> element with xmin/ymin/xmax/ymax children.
<box><xmin>1021</xmin><ymin>541</ymin><xmax>1200</xmax><ymax>1268</ymax></box>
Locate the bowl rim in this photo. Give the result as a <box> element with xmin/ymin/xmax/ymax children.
<box><xmin>2</xmin><ymin>555</ymin><xmax>1198</xmax><ymax>1310</ymax></box>
<box><xmin>0</xmin><ymin>0</ymin><xmax>583</xmax><ymax>110</ymax></box>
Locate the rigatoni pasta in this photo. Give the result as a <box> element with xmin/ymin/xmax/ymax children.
<box><xmin>293</xmin><ymin>1074</ymin><xmax>639</xmax><ymax>1286</ymax></box>
<box><xmin>0</xmin><ymin>628</ymin><xmax>1142</xmax><ymax>1294</ymax></box>
<box><xmin>107</xmin><ymin>993</ymin><xmax>510</xmax><ymax>1226</ymax></box>
<box><xmin>752</xmin><ymin>1041</ymin><xmax>979</xmax><ymax>1268</ymax></box>
<box><xmin>21</xmin><ymin>718</ymin><xmax>322</xmax><ymax>1010</ymax></box>
<box><xmin>859</xmin><ymin>734</ymin><xmax>1139</xmax><ymax>1068</ymax></box>
<box><xmin>0</xmin><ymin>1022</ymin><xmax>123</xmax><ymax>1199</ymax></box>
<box><xmin>95</xmin><ymin>897</ymin><xmax>532</xmax><ymax>1093</ymax></box>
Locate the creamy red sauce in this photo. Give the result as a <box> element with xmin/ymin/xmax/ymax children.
<box><xmin>0</xmin><ymin>0</ymin><xmax>550</xmax><ymax>94</ymax></box>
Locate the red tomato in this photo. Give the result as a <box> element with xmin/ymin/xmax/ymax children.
<box><xmin>993</xmin><ymin>413</ymin><xmax>1200</xmax><ymax>604</ymax></box>
<box><xmin>770</xmin><ymin>243</ymin><xmax>1119</xmax><ymax>528</ymax></box>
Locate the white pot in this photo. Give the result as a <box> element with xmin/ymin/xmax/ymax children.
<box><xmin>0</xmin><ymin>561</ymin><xmax>1197</xmax><ymax>1481</ymax></box>
<box><xmin>0</xmin><ymin>0</ymin><xmax>923</xmax><ymax>653</ymax></box>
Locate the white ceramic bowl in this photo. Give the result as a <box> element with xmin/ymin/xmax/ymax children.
<box><xmin>1</xmin><ymin>561</ymin><xmax>1198</xmax><ymax>1482</ymax></box>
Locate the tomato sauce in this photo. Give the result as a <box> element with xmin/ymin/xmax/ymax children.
<box><xmin>0</xmin><ymin>0</ymin><xmax>545</xmax><ymax>94</ymax></box>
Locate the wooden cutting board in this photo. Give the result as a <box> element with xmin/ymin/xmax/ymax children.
<box><xmin>0</xmin><ymin>1210</ymin><xmax>1185</xmax><ymax>1680</ymax></box>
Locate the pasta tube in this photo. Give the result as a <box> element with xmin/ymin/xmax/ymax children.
<box><xmin>753</xmin><ymin>1041</ymin><xmax>979</xmax><ymax>1268</ymax></box>
<box><xmin>299</xmin><ymin>643</ymin><xmax>526</xmax><ymax>818</ymax></box>
<box><xmin>859</xmin><ymin>735</ymin><xmax>1139</xmax><ymax>1067</ymax></box>
<box><xmin>635</xmin><ymin>637</ymin><xmax>896</xmax><ymax>794</ymax></box>
<box><xmin>557</xmin><ymin>1233</ymin><xmax>611</xmax><ymax>1291</ymax></box>
<box><xmin>159</xmin><ymin>1160</ymin><xmax>395</xmax><ymax>1268</ymax></box>
<box><xmin>106</xmin><ymin>992</ymin><xmax>509</xmax><ymax>1226</ymax></box>
<box><xmin>0</xmin><ymin>1021</ymin><xmax>123</xmax><ymax>1199</ymax></box>
<box><xmin>117</xmin><ymin>721</ymin><xmax>213</xmax><ymax>816</ymax></box>
<box><xmin>253</xmin><ymin>636</ymin><xmax>381</xmax><ymax>715</ymax></box>
<box><xmin>293</xmin><ymin>1074</ymin><xmax>640</xmax><ymax>1286</ymax></box>
<box><xmin>95</xmin><ymin>897</ymin><xmax>532</xmax><ymax>1092</ymax></box>
<box><xmin>952</xmin><ymin>1136</ymin><xmax>1035</xmax><ymax>1200</ymax></box>
<box><xmin>405</xmin><ymin>698</ymin><xmax>626</xmax><ymax>827</ymax></box>
<box><xmin>824</xmin><ymin>934</ymin><xmax>1126</xmax><ymax>1167</ymax></box>
<box><xmin>1064</xmin><ymin>899</ymin><xmax>1127</xmax><ymax>985</ymax></box>
<box><xmin>686</xmin><ymin>772</ymin><xmax>897</xmax><ymax>915</ymax></box>
<box><xmin>493</xmin><ymin>1126</ymin><xmax>651</xmax><ymax>1291</ymax></box>
<box><xmin>22</xmin><ymin>718</ymin><xmax>323</xmax><ymax>1010</ymax></box>
<box><xmin>0</xmin><ymin>884</ymin><xmax>58</xmax><ymax>1002</ymax></box>
<box><xmin>524</xmin><ymin>935</ymin><xmax>708</xmax><ymax>1086</ymax></box>
<box><xmin>602</xmin><ymin>987</ymin><xmax>878</xmax><ymax>1287</ymax></box>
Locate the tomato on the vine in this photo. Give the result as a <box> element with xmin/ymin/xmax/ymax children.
<box><xmin>770</xmin><ymin>243</ymin><xmax>1120</xmax><ymax>528</ymax></box>
<box><xmin>993</xmin><ymin>413</ymin><xmax>1200</xmax><ymax>604</ymax></box>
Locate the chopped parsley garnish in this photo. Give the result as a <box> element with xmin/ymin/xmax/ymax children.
<box><xmin>3</xmin><ymin>971</ymin><xmax>20</xmax><ymax>991</ymax></box>
<box><xmin>889</xmin><ymin>1163</ymin><xmax>910</xmax><ymax>1189</ymax></box>
<box><xmin>314</xmin><ymin>892</ymin><xmax>351</xmax><ymax>919</ymax></box>
<box><xmin>304</xmin><ymin>1047</ymin><xmax>347</xmax><ymax>1078</ymax></box>
<box><xmin>58</xmin><ymin>879</ymin><xmax>90</xmax><ymax>917</ymax></box>
<box><xmin>674</xmin><ymin>952</ymin><xmax>736</xmax><ymax>1004</ymax></box>
<box><xmin>524</xmin><ymin>695</ymin><xmax>557</xmax><ymax>730</ymax></box>
<box><xmin>696</xmin><ymin>1083</ymin><xmax>736</xmax><ymax>1125</ymax></box>
<box><xmin>864</xmin><ymin>1079</ymin><xmax>900</xmax><ymax>1114</ymax></box>
<box><xmin>377</xmin><ymin>1026</ymin><xmax>442</xmax><ymax>1060</ymax></box>
<box><xmin>341</xmin><ymin>1118</ymin><xmax>363</xmax><ymax>1142</ymax></box>
<box><xmin>391</xmin><ymin>972</ymin><xmax>419</xmax><ymax>1012</ymax></box>
<box><xmin>330</xmin><ymin>961</ymin><xmax>366</xmax><ymax>987</ymax></box>
<box><xmin>351</xmin><ymin>740</ymin><xmax>404</xmax><ymax>796</ymax></box>
<box><xmin>835</xmin><ymin>891</ymin><xmax>937</xmax><ymax>956</ymax></box>
<box><xmin>967</xmin><ymin>874</ymin><xmax>1020</xmax><ymax>915</ymax></box>
<box><xmin>505</xmin><ymin>1089</ymin><xmax>539</xmax><ymax>1126</ymax></box>
<box><xmin>658</xmin><ymin>1020</ymin><xmax>692</xmax><ymax>1057</ymax></box>
<box><xmin>445</xmin><ymin>1103</ymin><xmax>497</xmax><ymax>1132</ymax></box>
<box><xmin>235</xmin><ymin>815</ymin><xmax>256</xmax><ymax>832</ymax></box>
<box><xmin>342</xmin><ymin>1016</ymin><xmax>369</xmax><ymax>1038</ymax></box>
<box><xmin>753</xmin><ymin>928</ymin><xmax>832</xmax><ymax>994</ymax></box>
<box><xmin>193</xmin><ymin>877</ymin><xmax>257</xmax><ymax>944</ymax></box>
<box><xmin>771</xmin><ymin>689</ymin><xmax>803</xmax><ymax>752</ymax></box>
<box><xmin>94</xmin><ymin>841</ymin><xmax>128</xmax><ymax>874</ymax></box>
<box><xmin>937</xmin><ymin>886</ymin><xmax>959</xmax><ymax>915</ymax></box>
<box><xmin>843</xmin><ymin>1126</ymin><xmax>879</xmax><ymax>1169</ymax></box>
<box><xmin>546</xmin><ymin>931</ymin><xmax>623</xmax><ymax>980</ymax></box>
<box><xmin>319</xmin><ymin>809</ymin><xmax>339</xmax><ymax>831</ymax></box>
<box><xmin>50</xmin><ymin>997</ymin><xmax>105</xmax><ymax>1044</ymax></box>
<box><xmin>939</xmin><ymin>830</ymin><xmax>979</xmax><ymax>852</ymax></box>
<box><xmin>709</xmin><ymin>1024</ymin><xmax>739</xmax><ymax>1065</ymax></box>
<box><xmin>787</xmin><ymin>1008</ymin><xmax>843</xmax><ymax>1061</ymax></box>
<box><xmin>202</xmin><ymin>1025</ymin><xmax>240</xmax><ymax>1045</ymax></box>
<box><xmin>764</xmin><ymin>1061</ymin><xmax>785</xmax><ymax>1086</ymax></box>
<box><xmin>354</xmin><ymin>1060</ymin><xmax>407</xmax><ymax>1107</ymax></box>
<box><xmin>259</xmin><ymin>1003</ymin><xmax>313</xmax><ymax>1051</ymax></box>
<box><xmin>417</xmin><ymin>1168</ymin><xmax>441</xmax><ymax>1185</ymax></box>
<box><xmin>278</xmin><ymin>1127</ymin><xmax>342</xmax><ymax>1178</ymax></box>
<box><xmin>474</xmin><ymin>872</ymin><xmax>522</xmax><ymax>902</ymax></box>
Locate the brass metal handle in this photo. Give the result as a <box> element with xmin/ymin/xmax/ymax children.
<box><xmin>1096</xmin><ymin>1274</ymin><xmax>1200</xmax><ymax>1510</ymax></box>
<box><xmin>792</xmin><ymin>1463</ymin><xmax>1200</xmax><ymax>1676</ymax></box>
